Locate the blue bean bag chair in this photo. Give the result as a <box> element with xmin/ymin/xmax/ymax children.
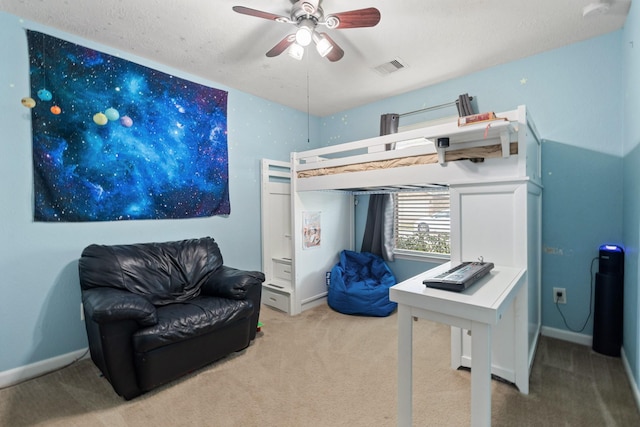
<box><xmin>328</xmin><ymin>250</ymin><xmax>397</xmax><ymax>317</ymax></box>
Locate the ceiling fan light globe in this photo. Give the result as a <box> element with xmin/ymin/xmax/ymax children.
<box><xmin>313</xmin><ymin>33</ymin><xmax>333</xmax><ymax>57</ymax></box>
<box><xmin>288</xmin><ymin>42</ymin><xmax>305</xmax><ymax>60</ymax></box>
<box><xmin>295</xmin><ymin>26</ymin><xmax>313</xmax><ymax>46</ymax></box>
<box><xmin>316</xmin><ymin>41</ymin><xmax>333</xmax><ymax>57</ymax></box>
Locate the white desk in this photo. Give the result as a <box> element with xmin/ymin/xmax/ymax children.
<box><xmin>389</xmin><ymin>264</ymin><xmax>527</xmax><ymax>427</ymax></box>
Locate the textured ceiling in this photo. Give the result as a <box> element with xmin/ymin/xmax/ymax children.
<box><xmin>0</xmin><ymin>0</ymin><xmax>631</xmax><ymax>116</ymax></box>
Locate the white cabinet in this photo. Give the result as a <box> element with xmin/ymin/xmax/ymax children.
<box><xmin>260</xmin><ymin>159</ymin><xmax>294</xmax><ymax>314</ymax></box>
<box><xmin>446</xmin><ymin>109</ymin><xmax>542</xmax><ymax>390</ymax></box>
<box><xmin>449</xmin><ymin>179</ymin><xmax>541</xmax><ymax>391</ymax></box>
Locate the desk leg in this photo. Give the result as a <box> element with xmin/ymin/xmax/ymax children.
<box><xmin>514</xmin><ymin>285</ymin><xmax>529</xmax><ymax>394</ymax></box>
<box><xmin>397</xmin><ymin>304</ymin><xmax>413</xmax><ymax>427</ymax></box>
<box><xmin>471</xmin><ymin>321</ymin><xmax>492</xmax><ymax>427</ymax></box>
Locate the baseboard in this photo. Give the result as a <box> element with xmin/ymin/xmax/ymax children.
<box><xmin>621</xmin><ymin>346</ymin><xmax>640</xmax><ymax>413</ymax></box>
<box><xmin>301</xmin><ymin>293</ymin><xmax>327</xmax><ymax>312</ymax></box>
<box><xmin>0</xmin><ymin>348</ymin><xmax>89</xmax><ymax>389</ymax></box>
<box><xmin>540</xmin><ymin>326</ymin><xmax>592</xmax><ymax>346</ymax></box>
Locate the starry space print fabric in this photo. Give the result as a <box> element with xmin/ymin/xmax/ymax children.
<box><xmin>26</xmin><ymin>30</ymin><xmax>230</xmax><ymax>222</ymax></box>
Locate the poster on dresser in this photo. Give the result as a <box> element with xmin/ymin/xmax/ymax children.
<box><xmin>302</xmin><ymin>211</ymin><xmax>321</xmax><ymax>249</ymax></box>
<box><xmin>26</xmin><ymin>30</ymin><xmax>229</xmax><ymax>222</ymax></box>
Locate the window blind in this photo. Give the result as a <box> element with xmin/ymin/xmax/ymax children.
<box><xmin>394</xmin><ymin>188</ymin><xmax>450</xmax><ymax>255</ymax></box>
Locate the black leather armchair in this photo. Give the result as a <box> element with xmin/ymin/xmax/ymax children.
<box><xmin>78</xmin><ymin>237</ymin><xmax>264</xmax><ymax>400</ymax></box>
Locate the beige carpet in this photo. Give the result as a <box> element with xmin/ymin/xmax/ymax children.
<box><xmin>1</xmin><ymin>303</ymin><xmax>639</xmax><ymax>426</ymax></box>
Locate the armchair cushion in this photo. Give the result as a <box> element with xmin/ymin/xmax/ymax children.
<box><xmin>79</xmin><ymin>238</ymin><xmax>224</xmax><ymax>306</ymax></box>
<box><xmin>133</xmin><ymin>296</ymin><xmax>254</xmax><ymax>353</ymax></box>
<box><xmin>202</xmin><ymin>266</ymin><xmax>266</xmax><ymax>300</ymax></box>
<box><xmin>83</xmin><ymin>287</ymin><xmax>157</xmax><ymax>326</ymax></box>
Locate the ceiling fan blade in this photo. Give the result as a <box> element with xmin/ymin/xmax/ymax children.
<box><xmin>232</xmin><ymin>6</ymin><xmax>289</xmax><ymax>22</ymax></box>
<box><xmin>326</xmin><ymin>7</ymin><xmax>381</xmax><ymax>29</ymax></box>
<box><xmin>266</xmin><ymin>35</ymin><xmax>296</xmax><ymax>57</ymax></box>
<box><xmin>319</xmin><ymin>33</ymin><xmax>344</xmax><ymax>62</ymax></box>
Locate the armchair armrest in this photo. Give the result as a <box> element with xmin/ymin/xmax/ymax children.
<box><xmin>202</xmin><ymin>266</ymin><xmax>265</xmax><ymax>300</ymax></box>
<box><xmin>82</xmin><ymin>287</ymin><xmax>157</xmax><ymax>326</ymax></box>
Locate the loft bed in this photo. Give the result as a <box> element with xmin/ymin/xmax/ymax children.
<box><xmin>291</xmin><ymin>105</ymin><xmax>541</xmax><ymax>193</ymax></box>
<box><xmin>287</xmin><ymin>104</ymin><xmax>542</xmax><ymax>390</ymax></box>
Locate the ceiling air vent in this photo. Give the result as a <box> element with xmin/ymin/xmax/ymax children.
<box><xmin>374</xmin><ymin>58</ymin><xmax>408</xmax><ymax>76</ymax></box>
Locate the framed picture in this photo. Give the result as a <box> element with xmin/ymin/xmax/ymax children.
<box><xmin>302</xmin><ymin>211</ymin><xmax>321</xmax><ymax>249</ymax></box>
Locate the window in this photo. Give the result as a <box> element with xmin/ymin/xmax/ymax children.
<box><xmin>393</xmin><ymin>188</ymin><xmax>450</xmax><ymax>256</ymax></box>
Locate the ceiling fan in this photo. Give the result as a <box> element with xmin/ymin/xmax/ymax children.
<box><xmin>232</xmin><ymin>0</ymin><xmax>381</xmax><ymax>62</ymax></box>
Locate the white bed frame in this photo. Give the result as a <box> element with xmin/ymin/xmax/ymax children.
<box><xmin>292</xmin><ymin>105</ymin><xmax>540</xmax><ymax>192</ymax></box>
<box><xmin>285</xmin><ymin>105</ymin><xmax>542</xmax><ymax>388</ymax></box>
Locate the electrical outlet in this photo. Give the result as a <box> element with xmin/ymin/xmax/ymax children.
<box><xmin>553</xmin><ymin>287</ymin><xmax>566</xmax><ymax>304</ymax></box>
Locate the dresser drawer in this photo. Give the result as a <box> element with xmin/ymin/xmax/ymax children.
<box><xmin>273</xmin><ymin>259</ymin><xmax>292</xmax><ymax>281</ymax></box>
<box><xmin>262</xmin><ymin>287</ymin><xmax>290</xmax><ymax>313</ymax></box>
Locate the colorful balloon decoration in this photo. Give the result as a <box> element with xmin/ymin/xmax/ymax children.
<box><xmin>120</xmin><ymin>115</ymin><xmax>133</xmax><ymax>127</ymax></box>
<box><xmin>50</xmin><ymin>105</ymin><xmax>62</xmax><ymax>115</ymax></box>
<box><xmin>104</xmin><ymin>107</ymin><xmax>120</xmax><ymax>121</ymax></box>
<box><xmin>21</xmin><ymin>97</ymin><xmax>36</xmax><ymax>108</ymax></box>
<box><xmin>93</xmin><ymin>112</ymin><xmax>108</xmax><ymax>125</ymax></box>
<box><xmin>37</xmin><ymin>89</ymin><xmax>52</xmax><ymax>101</ymax></box>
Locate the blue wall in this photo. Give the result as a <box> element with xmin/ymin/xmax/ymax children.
<box><xmin>622</xmin><ymin>0</ymin><xmax>640</xmax><ymax>393</ymax></box>
<box><xmin>541</xmin><ymin>141</ymin><xmax>623</xmax><ymax>333</ymax></box>
<box><xmin>0</xmin><ymin>11</ymin><xmax>318</xmax><ymax>373</ymax></box>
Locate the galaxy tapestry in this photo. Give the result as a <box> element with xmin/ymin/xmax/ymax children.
<box><xmin>26</xmin><ymin>30</ymin><xmax>229</xmax><ymax>222</ymax></box>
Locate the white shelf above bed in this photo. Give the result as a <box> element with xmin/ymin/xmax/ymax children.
<box><xmin>429</xmin><ymin>119</ymin><xmax>514</xmax><ymax>164</ymax></box>
<box><xmin>297</xmin><ymin>118</ymin><xmax>514</xmax><ymax>168</ymax></box>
